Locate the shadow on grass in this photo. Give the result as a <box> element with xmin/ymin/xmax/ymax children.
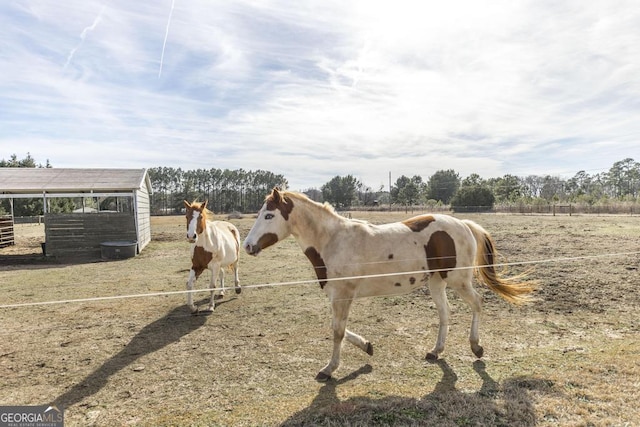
<box><xmin>0</xmin><ymin>253</ymin><xmax>102</xmax><ymax>269</ymax></box>
<box><xmin>51</xmin><ymin>299</ymin><xmax>232</xmax><ymax>409</ymax></box>
<box><xmin>281</xmin><ymin>360</ymin><xmax>556</xmax><ymax>427</ymax></box>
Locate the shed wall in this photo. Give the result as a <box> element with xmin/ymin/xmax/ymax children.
<box><xmin>0</xmin><ymin>216</ymin><xmax>14</xmax><ymax>248</ymax></box>
<box><xmin>45</xmin><ymin>213</ymin><xmax>136</xmax><ymax>258</ymax></box>
<box><xmin>135</xmin><ymin>188</ymin><xmax>151</xmax><ymax>251</ymax></box>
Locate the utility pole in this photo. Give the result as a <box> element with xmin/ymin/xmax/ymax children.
<box><xmin>389</xmin><ymin>171</ymin><xmax>392</xmax><ymax>212</ymax></box>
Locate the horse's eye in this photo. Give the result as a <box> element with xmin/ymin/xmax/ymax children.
<box><xmin>265</xmin><ymin>213</ymin><xmax>275</xmax><ymax>220</ymax></box>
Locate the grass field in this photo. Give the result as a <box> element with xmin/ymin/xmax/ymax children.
<box><xmin>1</xmin><ymin>212</ymin><xmax>639</xmax><ymax>426</ymax></box>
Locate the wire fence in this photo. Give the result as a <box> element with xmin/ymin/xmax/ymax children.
<box><xmin>2</xmin><ymin>250</ymin><xmax>639</xmax><ymax>310</ymax></box>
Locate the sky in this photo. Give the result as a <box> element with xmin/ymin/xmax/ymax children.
<box><xmin>1</xmin><ymin>0</ymin><xmax>639</xmax><ymax>190</ymax></box>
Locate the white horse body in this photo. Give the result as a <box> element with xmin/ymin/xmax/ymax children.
<box><xmin>184</xmin><ymin>200</ymin><xmax>241</xmax><ymax>313</ymax></box>
<box><xmin>190</xmin><ymin>219</ymin><xmax>240</xmax><ymax>267</ymax></box>
<box><xmin>244</xmin><ymin>188</ymin><xmax>535</xmax><ymax>381</ymax></box>
<box><xmin>314</xmin><ymin>215</ymin><xmax>477</xmax><ymax>299</ymax></box>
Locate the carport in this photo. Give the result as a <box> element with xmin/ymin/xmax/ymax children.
<box><xmin>0</xmin><ymin>168</ymin><xmax>152</xmax><ymax>258</ymax></box>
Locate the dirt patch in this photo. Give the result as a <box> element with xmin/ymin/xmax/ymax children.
<box><xmin>0</xmin><ymin>213</ymin><xmax>639</xmax><ymax>426</ymax></box>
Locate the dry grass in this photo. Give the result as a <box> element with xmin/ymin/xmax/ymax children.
<box><xmin>0</xmin><ymin>213</ymin><xmax>639</xmax><ymax>426</ymax></box>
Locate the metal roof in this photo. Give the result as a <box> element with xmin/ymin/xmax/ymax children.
<box><xmin>0</xmin><ymin>168</ymin><xmax>152</xmax><ymax>195</ymax></box>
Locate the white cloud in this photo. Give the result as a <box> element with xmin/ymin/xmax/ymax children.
<box><xmin>1</xmin><ymin>0</ymin><xmax>639</xmax><ymax>189</ymax></box>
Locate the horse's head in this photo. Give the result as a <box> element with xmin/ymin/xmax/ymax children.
<box><xmin>184</xmin><ymin>200</ymin><xmax>208</xmax><ymax>243</ymax></box>
<box><xmin>244</xmin><ymin>187</ymin><xmax>294</xmax><ymax>255</ymax></box>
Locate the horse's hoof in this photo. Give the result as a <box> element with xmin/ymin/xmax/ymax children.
<box><xmin>189</xmin><ymin>306</ymin><xmax>198</xmax><ymax>315</ymax></box>
<box><xmin>214</xmin><ymin>294</ymin><xmax>224</xmax><ymax>300</ymax></box>
<box><xmin>473</xmin><ymin>345</ymin><xmax>484</xmax><ymax>358</ymax></box>
<box><xmin>366</xmin><ymin>342</ymin><xmax>374</xmax><ymax>356</ymax></box>
<box><xmin>235</xmin><ymin>287</ymin><xmax>242</xmax><ymax>294</ymax></box>
<box><xmin>426</xmin><ymin>352</ymin><xmax>439</xmax><ymax>362</ymax></box>
<box><xmin>315</xmin><ymin>372</ymin><xmax>331</xmax><ymax>382</ymax></box>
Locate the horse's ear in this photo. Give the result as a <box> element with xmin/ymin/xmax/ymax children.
<box><xmin>202</xmin><ymin>200</ymin><xmax>208</xmax><ymax>210</ymax></box>
<box><xmin>183</xmin><ymin>200</ymin><xmax>191</xmax><ymax>209</ymax></box>
<box><xmin>272</xmin><ymin>187</ymin><xmax>282</xmax><ymax>203</ymax></box>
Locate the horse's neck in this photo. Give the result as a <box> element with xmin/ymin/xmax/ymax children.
<box><xmin>290</xmin><ymin>199</ymin><xmax>343</xmax><ymax>251</ymax></box>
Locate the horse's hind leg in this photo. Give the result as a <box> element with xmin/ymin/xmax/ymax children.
<box><xmin>451</xmin><ymin>277</ymin><xmax>484</xmax><ymax>358</ymax></box>
<box><xmin>427</xmin><ymin>276</ymin><xmax>449</xmax><ymax>361</ymax></box>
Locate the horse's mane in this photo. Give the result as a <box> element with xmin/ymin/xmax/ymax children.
<box><xmin>277</xmin><ymin>190</ymin><xmax>339</xmax><ymax>216</ymax></box>
<box><xmin>190</xmin><ymin>201</ymin><xmax>215</xmax><ymax>218</ymax></box>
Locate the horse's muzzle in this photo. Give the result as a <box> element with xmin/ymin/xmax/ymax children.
<box><xmin>245</xmin><ymin>243</ymin><xmax>261</xmax><ymax>256</ymax></box>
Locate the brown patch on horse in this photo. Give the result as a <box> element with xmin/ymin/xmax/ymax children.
<box><xmin>304</xmin><ymin>246</ymin><xmax>327</xmax><ymax>288</ymax></box>
<box><xmin>403</xmin><ymin>215</ymin><xmax>436</xmax><ymax>232</ymax></box>
<box><xmin>191</xmin><ymin>246</ymin><xmax>213</xmax><ymax>278</ymax></box>
<box><xmin>484</xmin><ymin>237</ymin><xmax>495</xmax><ymax>265</ymax></box>
<box><xmin>266</xmin><ymin>189</ymin><xmax>295</xmax><ymax>220</ymax></box>
<box><xmin>257</xmin><ymin>233</ymin><xmax>279</xmax><ymax>251</ymax></box>
<box><xmin>424</xmin><ymin>230</ymin><xmax>456</xmax><ymax>279</ymax></box>
<box><xmin>184</xmin><ymin>202</ymin><xmax>196</xmax><ymax>224</ymax></box>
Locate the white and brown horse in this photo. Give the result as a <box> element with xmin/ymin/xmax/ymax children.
<box><xmin>244</xmin><ymin>188</ymin><xmax>535</xmax><ymax>381</ymax></box>
<box><xmin>184</xmin><ymin>200</ymin><xmax>241</xmax><ymax>313</ymax></box>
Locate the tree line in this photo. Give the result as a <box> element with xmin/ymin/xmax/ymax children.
<box><xmin>312</xmin><ymin>158</ymin><xmax>639</xmax><ymax>213</ymax></box>
<box><xmin>148</xmin><ymin>167</ymin><xmax>288</xmax><ymax>214</ymax></box>
<box><xmin>386</xmin><ymin>158</ymin><xmax>639</xmax><ymax>212</ymax></box>
<box><xmin>1</xmin><ymin>154</ymin><xmax>638</xmax><ymax>215</ymax></box>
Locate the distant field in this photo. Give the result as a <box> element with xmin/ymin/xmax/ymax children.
<box><xmin>1</xmin><ymin>212</ymin><xmax>638</xmax><ymax>426</ymax></box>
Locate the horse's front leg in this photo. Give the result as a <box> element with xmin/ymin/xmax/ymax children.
<box><xmin>186</xmin><ymin>269</ymin><xmax>198</xmax><ymax>314</ymax></box>
<box><xmin>206</xmin><ymin>264</ymin><xmax>222</xmax><ymax>312</ymax></box>
<box><xmin>316</xmin><ymin>297</ymin><xmax>354</xmax><ymax>382</ymax></box>
<box><xmin>345</xmin><ymin>330</ymin><xmax>373</xmax><ymax>356</ymax></box>
<box><xmin>216</xmin><ymin>267</ymin><xmax>226</xmax><ymax>298</ymax></box>
<box><xmin>232</xmin><ymin>260</ymin><xmax>241</xmax><ymax>294</ymax></box>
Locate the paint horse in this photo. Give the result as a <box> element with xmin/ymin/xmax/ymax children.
<box><xmin>184</xmin><ymin>200</ymin><xmax>241</xmax><ymax>313</ymax></box>
<box><xmin>244</xmin><ymin>188</ymin><xmax>536</xmax><ymax>381</ymax></box>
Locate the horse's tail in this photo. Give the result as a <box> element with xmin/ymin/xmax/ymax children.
<box><xmin>462</xmin><ymin>219</ymin><xmax>537</xmax><ymax>305</ymax></box>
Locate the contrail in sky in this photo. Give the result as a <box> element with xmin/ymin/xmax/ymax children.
<box><xmin>159</xmin><ymin>0</ymin><xmax>176</xmax><ymax>78</ymax></box>
<box><xmin>64</xmin><ymin>6</ymin><xmax>106</xmax><ymax>69</ymax></box>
